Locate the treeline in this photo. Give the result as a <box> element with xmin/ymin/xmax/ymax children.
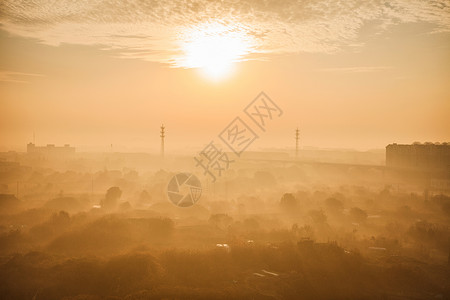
<box><xmin>0</xmin><ymin>214</ymin><xmax>174</xmax><ymax>255</ymax></box>
<box><xmin>0</xmin><ymin>241</ymin><xmax>448</xmax><ymax>299</ymax></box>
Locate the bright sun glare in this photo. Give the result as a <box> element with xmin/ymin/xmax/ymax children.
<box><xmin>178</xmin><ymin>23</ymin><xmax>253</xmax><ymax>80</ymax></box>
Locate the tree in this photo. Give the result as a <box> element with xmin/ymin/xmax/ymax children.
<box><xmin>209</xmin><ymin>214</ymin><xmax>233</xmax><ymax>230</ymax></box>
<box><xmin>280</xmin><ymin>193</ymin><xmax>298</xmax><ymax>211</ymax></box>
<box><xmin>350</xmin><ymin>207</ymin><xmax>367</xmax><ymax>223</ymax></box>
<box><xmin>101</xmin><ymin>187</ymin><xmax>122</xmax><ymax>210</ymax></box>
<box><xmin>325</xmin><ymin>197</ymin><xmax>343</xmax><ymax>211</ymax></box>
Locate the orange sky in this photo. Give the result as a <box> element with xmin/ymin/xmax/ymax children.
<box><xmin>0</xmin><ymin>1</ymin><xmax>449</xmax><ymax>153</ymax></box>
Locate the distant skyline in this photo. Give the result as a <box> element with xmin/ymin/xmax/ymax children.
<box><xmin>1</xmin><ymin>0</ymin><xmax>449</xmax><ymax>152</ymax></box>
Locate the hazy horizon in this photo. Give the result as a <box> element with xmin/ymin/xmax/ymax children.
<box><xmin>1</xmin><ymin>0</ymin><xmax>450</xmax><ymax>153</ymax></box>
<box><xmin>1</xmin><ymin>2</ymin><xmax>449</xmax><ymax>299</ymax></box>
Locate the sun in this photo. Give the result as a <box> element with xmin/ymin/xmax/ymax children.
<box><xmin>183</xmin><ymin>35</ymin><xmax>237</xmax><ymax>79</ymax></box>
<box><xmin>177</xmin><ymin>23</ymin><xmax>254</xmax><ymax>80</ymax></box>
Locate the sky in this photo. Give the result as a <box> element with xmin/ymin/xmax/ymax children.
<box><xmin>0</xmin><ymin>0</ymin><xmax>449</xmax><ymax>153</ymax></box>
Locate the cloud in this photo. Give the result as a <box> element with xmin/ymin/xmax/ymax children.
<box><xmin>0</xmin><ymin>71</ymin><xmax>44</xmax><ymax>83</ymax></box>
<box><xmin>317</xmin><ymin>66</ymin><xmax>393</xmax><ymax>73</ymax></box>
<box><xmin>0</xmin><ymin>0</ymin><xmax>449</xmax><ymax>67</ymax></box>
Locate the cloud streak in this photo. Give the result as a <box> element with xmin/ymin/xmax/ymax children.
<box><xmin>1</xmin><ymin>0</ymin><xmax>449</xmax><ymax>67</ymax></box>
<box><xmin>318</xmin><ymin>66</ymin><xmax>394</xmax><ymax>73</ymax></box>
<box><xmin>0</xmin><ymin>71</ymin><xmax>44</xmax><ymax>83</ymax></box>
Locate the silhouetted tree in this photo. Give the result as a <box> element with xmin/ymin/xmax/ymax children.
<box><xmin>101</xmin><ymin>187</ymin><xmax>122</xmax><ymax>210</ymax></box>
<box><xmin>280</xmin><ymin>193</ymin><xmax>298</xmax><ymax>212</ymax></box>
<box><xmin>350</xmin><ymin>207</ymin><xmax>367</xmax><ymax>223</ymax></box>
<box><xmin>325</xmin><ymin>197</ymin><xmax>343</xmax><ymax>211</ymax></box>
<box><xmin>209</xmin><ymin>214</ymin><xmax>233</xmax><ymax>230</ymax></box>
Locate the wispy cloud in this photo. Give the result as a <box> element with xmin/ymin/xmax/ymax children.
<box><xmin>318</xmin><ymin>66</ymin><xmax>394</xmax><ymax>73</ymax></box>
<box><xmin>0</xmin><ymin>71</ymin><xmax>44</xmax><ymax>83</ymax></box>
<box><xmin>0</xmin><ymin>0</ymin><xmax>449</xmax><ymax>67</ymax></box>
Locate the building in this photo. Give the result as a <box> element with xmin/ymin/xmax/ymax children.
<box><xmin>386</xmin><ymin>142</ymin><xmax>450</xmax><ymax>171</ymax></box>
<box><xmin>27</xmin><ymin>143</ymin><xmax>75</xmax><ymax>159</ymax></box>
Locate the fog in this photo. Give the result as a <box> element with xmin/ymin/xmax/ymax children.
<box><xmin>2</xmin><ymin>0</ymin><xmax>449</xmax><ymax>298</ymax></box>
<box><xmin>0</xmin><ymin>148</ymin><xmax>449</xmax><ymax>299</ymax></box>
